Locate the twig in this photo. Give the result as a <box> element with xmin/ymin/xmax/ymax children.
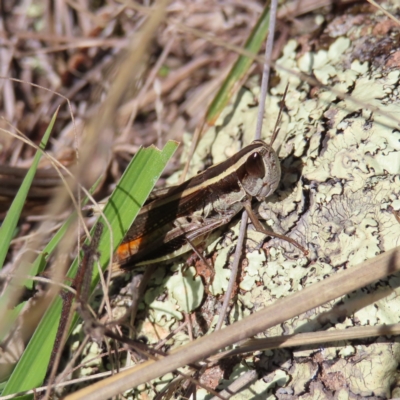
<box><xmin>214</xmin><ymin>0</ymin><xmax>279</xmax><ymax>332</ymax></box>
<box><xmin>255</xmin><ymin>0</ymin><xmax>278</xmax><ymax>140</ymax></box>
<box><xmin>210</xmin><ymin>369</ymin><xmax>258</xmax><ymax>400</ymax></box>
<box><xmin>129</xmin><ymin>265</ymin><xmax>156</xmax><ymax>331</ymax></box>
<box><xmin>215</xmin><ymin>211</ymin><xmax>247</xmax><ymax>331</ymax></box>
<box><xmin>44</xmin><ymin>224</ymin><xmax>103</xmax><ymax>400</ymax></box>
<box><xmin>366</xmin><ymin>0</ymin><xmax>400</xmax><ymax>26</ymax></box>
<box><xmin>210</xmin><ymin>323</ymin><xmax>400</xmax><ymax>362</ymax></box>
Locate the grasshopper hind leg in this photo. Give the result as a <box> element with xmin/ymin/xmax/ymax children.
<box><xmin>243</xmin><ymin>201</ymin><xmax>308</xmax><ymax>256</ymax></box>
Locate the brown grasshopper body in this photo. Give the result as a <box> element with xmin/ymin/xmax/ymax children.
<box><xmin>114</xmin><ymin>139</ymin><xmax>306</xmax><ymax>272</ymax></box>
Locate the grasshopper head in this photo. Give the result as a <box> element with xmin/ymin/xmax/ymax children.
<box><xmin>241</xmin><ymin>140</ymin><xmax>281</xmax><ymax>201</ymax></box>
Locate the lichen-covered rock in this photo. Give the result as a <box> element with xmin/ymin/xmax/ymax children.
<box><xmin>192</xmin><ymin>2</ymin><xmax>400</xmax><ymax>399</ymax></box>
<box><xmin>125</xmin><ymin>2</ymin><xmax>400</xmax><ymax>399</ymax></box>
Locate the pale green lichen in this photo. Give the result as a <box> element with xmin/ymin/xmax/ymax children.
<box><xmin>145</xmin><ymin>297</ymin><xmax>182</xmax><ymax>322</ymax></box>
<box><xmin>326</xmin><ymin>341</ymin><xmax>400</xmax><ymax>397</ymax></box>
<box><xmin>286</xmin><ymin>359</ymin><xmax>318</xmax><ymax>395</ymax></box>
<box><xmin>124</xmin><ymin>3</ymin><xmax>400</xmax><ymax>398</ymax></box>
<box><xmin>391</xmin><ymin>198</ymin><xmax>400</xmax><ymax>211</ymax></box>
<box><xmin>165</xmin><ymin>266</ymin><xmax>204</xmax><ymax>313</ymax></box>
<box><xmin>183</xmin><ymin>7</ymin><xmax>400</xmax><ymax>399</ymax></box>
<box><xmin>209</xmin><ymin>245</ymin><xmax>233</xmax><ymax>296</ymax></box>
<box><xmin>239</xmin><ymin>250</ymin><xmax>265</xmax><ymax>291</ymax></box>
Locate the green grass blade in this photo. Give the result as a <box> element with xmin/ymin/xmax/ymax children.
<box><xmin>0</xmin><ymin>111</ymin><xmax>57</xmax><ymax>348</ymax></box>
<box><xmin>2</xmin><ymin>141</ymin><xmax>178</xmax><ymax>395</ymax></box>
<box><xmin>30</xmin><ymin>175</ymin><xmax>103</xmax><ymax>279</ymax></box>
<box><xmin>0</xmin><ymin>111</ymin><xmax>57</xmax><ymax>269</ymax></box>
<box><xmin>0</xmin><ymin>177</ymin><xmax>102</xmax><ymax>345</ymax></box>
<box><xmin>206</xmin><ymin>0</ymin><xmax>271</xmax><ymax>125</ymax></box>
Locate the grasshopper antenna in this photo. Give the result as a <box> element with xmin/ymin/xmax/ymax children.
<box><xmin>270</xmin><ymin>82</ymin><xmax>289</xmax><ymax>147</ymax></box>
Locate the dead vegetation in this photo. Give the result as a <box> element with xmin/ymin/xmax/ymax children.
<box><xmin>1</xmin><ymin>0</ymin><xmax>400</xmax><ymax>399</ymax></box>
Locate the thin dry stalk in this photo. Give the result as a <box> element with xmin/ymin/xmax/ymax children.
<box><xmin>211</xmin><ymin>324</ymin><xmax>400</xmax><ymax>362</ymax></box>
<box><xmin>215</xmin><ymin>0</ymin><xmax>278</xmax><ymax>332</ymax></box>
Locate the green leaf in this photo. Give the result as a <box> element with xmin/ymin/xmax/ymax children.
<box><xmin>0</xmin><ymin>111</ymin><xmax>57</xmax><ymax>269</ymax></box>
<box><xmin>0</xmin><ymin>111</ymin><xmax>57</xmax><ymax>344</ymax></box>
<box><xmin>2</xmin><ymin>141</ymin><xmax>178</xmax><ymax>395</ymax></box>
<box><xmin>206</xmin><ymin>1</ymin><xmax>271</xmax><ymax>125</ymax></box>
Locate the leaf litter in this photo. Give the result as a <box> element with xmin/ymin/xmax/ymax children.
<box><xmin>2</xmin><ymin>0</ymin><xmax>400</xmax><ymax>399</ymax></box>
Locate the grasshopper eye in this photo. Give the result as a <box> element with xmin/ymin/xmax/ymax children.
<box><xmin>245</xmin><ymin>152</ymin><xmax>265</xmax><ymax>178</ymax></box>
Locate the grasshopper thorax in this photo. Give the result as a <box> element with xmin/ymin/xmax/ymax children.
<box><xmin>240</xmin><ymin>140</ymin><xmax>281</xmax><ymax>201</ymax></box>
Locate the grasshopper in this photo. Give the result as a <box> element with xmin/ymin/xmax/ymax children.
<box><xmin>113</xmin><ymin>138</ymin><xmax>307</xmax><ymax>273</ymax></box>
